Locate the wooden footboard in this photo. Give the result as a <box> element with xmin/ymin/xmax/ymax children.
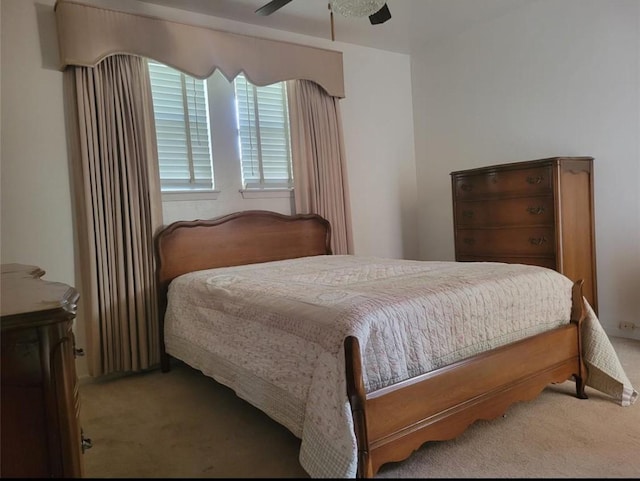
<box><xmin>345</xmin><ymin>280</ymin><xmax>588</xmax><ymax>478</ymax></box>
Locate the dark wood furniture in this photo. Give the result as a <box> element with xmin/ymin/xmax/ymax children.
<box><xmin>155</xmin><ymin>210</ymin><xmax>588</xmax><ymax>478</ymax></box>
<box><xmin>451</xmin><ymin>156</ymin><xmax>598</xmax><ymax>312</ymax></box>
<box><xmin>1</xmin><ymin>264</ymin><xmax>85</xmax><ymax>478</ymax></box>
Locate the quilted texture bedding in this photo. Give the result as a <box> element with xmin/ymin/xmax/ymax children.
<box><xmin>163</xmin><ymin>255</ymin><xmax>637</xmax><ymax>478</ymax></box>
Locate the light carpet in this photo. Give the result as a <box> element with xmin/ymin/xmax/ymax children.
<box><xmin>79</xmin><ymin>336</ymin><xmax>639</xmax><ymax>478</ymax></box>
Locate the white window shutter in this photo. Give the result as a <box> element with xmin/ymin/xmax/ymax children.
<box><xmin>148</xmin><ymin>61</ymin><xmax>214</xmax><ymax>191</ymax></box>
<box><xmin>234</xmin><ymin>74</ymin><xmax>292</xmax><ymax>189</ymax></box>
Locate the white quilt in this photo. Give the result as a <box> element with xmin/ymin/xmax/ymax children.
<box><xmin>164</xmin><ymin>255</ymin><xmax>637</xmax><ymax>478</ymax></box>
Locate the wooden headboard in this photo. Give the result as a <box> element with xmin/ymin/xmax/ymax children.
<box><xmin>154</xmin><ymin>210</ymin><xmax>332</xmax><ymax>370</ymax></box>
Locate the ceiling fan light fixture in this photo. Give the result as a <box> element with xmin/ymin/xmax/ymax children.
<box><xmin>330</xmin><ymin>0</ymin><xmax>386</xmax><ymax>18</ymax></box>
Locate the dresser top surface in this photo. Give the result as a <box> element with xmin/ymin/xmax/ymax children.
<box><xmin>1</xmin><ymin>264</ymin><xmax>78</xmax><ymax>326</ymax></box>
<box><xmin>450</xmin><ymin>156</ymin><xmax>593</xmax><ymax>176</ymax></box>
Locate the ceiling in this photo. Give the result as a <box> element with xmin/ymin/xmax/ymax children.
<box><xmin>135</xmin><ymin>0</ymin><xmax>534</xmax><ymax>55</ymax></box>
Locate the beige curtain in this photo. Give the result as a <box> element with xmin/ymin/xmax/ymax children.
<box><xmin>287</xmin><ymin>80</ymin><xmax>354</xmax><ymax>255</ymax></box>
<box><xmin>64</xmin><ymin>54</ymin><xmax>163</xmax><ymax>376</ymax></box>
<box><xmin>55</xmin><ymin>1</ymin><xmax>347</xmax><ymax>377</ymax></box>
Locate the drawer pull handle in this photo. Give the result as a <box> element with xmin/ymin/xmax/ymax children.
<box><xmin>529</xmin><ymin>236</ymin><xmax>547</xmax><ymax>246</ymax></box>
<box><xmin>526</xmin><ymin>175</ymin><xmax>543</xmax><ymax>184</ymax></box>
<box><xmin>526</xmin><ymin>206</ymin><xmax>545</xmax><ymax>215</ymax></box>
<box><xmin>81</xmin><ymin>430</ymin><xmax>93</xmax><ymax>453</ymax></box>
<box><xmin>462</xmin><ymin>210</ymin><xmax>474</xmax><ymax>218</ymax></box>
<box><xmin>460</xmin><ymin>184</ymin><xmax>473</xmax><ymax>192</ymax></box>
<box><xmin>463</xmin><ymin>238</ymin><xmax>476</xmax><ymax>245</ymax></box>
<box><xmin>74</xmin><ymin>347</ymin><xmax>85</xmax><ymax>357</ymax></box>
<box><xmin>82</xmin><ymin>437</ymin><xmax>93</xmax><ymax>452</ymax></box>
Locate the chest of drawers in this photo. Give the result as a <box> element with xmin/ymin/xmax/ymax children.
<box><xmin>451</xmin><ymin>157</ymin><xmax>598</xmax><ymax>312</ymax></box>
<box><xmin>1</xmin><ymin>264</ymin><xmax>85</xmax><ymax>477</ymax></box>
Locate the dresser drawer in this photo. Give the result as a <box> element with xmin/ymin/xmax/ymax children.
<box><xmin>1</xmin><ymin>328</ymin><xmax>42</xmax><ymax>385</ymax></box>
<box><xmin>456</xmin><ymin>227</ymin><xmax>555</xmax><ymax>256</ymax></box>
<box><xmin>455</xmin><ymin>196</ymin><xmax>554</xmax><ymax>227</ymax></box>
<box><xmin>457</xmin><ymin>255</ymin><xmax>557</xmax><ymax>270</ymax></box>
<box><xmin>454</xmin><ymin>165</ymin><xmax>552</xmax><ymax>199</ymax></box>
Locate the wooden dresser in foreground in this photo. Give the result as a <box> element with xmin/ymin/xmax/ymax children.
<box><xmin>451</xmin><ymin>157</ymin><xmax>598</xmax><ymax>313</ymax></box>
<box><xmin>1</xmin><ymin>264</ymin><xmax>87</xmax><ymax>478</ymax></box>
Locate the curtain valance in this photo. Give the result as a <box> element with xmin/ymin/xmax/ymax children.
<box><xmin>54</xmin><ymin>0</ymin><xmax>345</xmax><ymax>97</ymax></box>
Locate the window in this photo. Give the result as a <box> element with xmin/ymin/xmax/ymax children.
<box><xmin>147</xmin><ymin>61</ymin><xmax>293</xmax><ymax>196</ymax></box>
<box><xmin>234</xmin><ymin>74</ymin><xmax>292</xmax><ymax>189</ymax></box>
<box><xmin>148</xmin><ymin>60</ymin><xmax>213</xmax><ymax>191</ymax></box>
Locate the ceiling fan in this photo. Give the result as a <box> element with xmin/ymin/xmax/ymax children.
<box><xmin>255</xmin><ymin>0</ymin><xmax>392</xmax><ymax>25</ymax></box>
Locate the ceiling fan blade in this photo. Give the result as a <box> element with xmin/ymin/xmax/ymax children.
<box><xmin>255</xmin><ymin>0</ymin><xmax>294</xmax><ymax>16</ymax></box>
<box><xmin>369</xmin><ymin>3</ymin><xmax>391</xmax><ymax>25</ymax></box>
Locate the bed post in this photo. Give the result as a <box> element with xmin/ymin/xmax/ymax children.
<box><xmin>570</xmin><ymin>279</ymin><xmax>588</xmax><ymax>399</ymax></box>
<box><xmin>155</xmin><ymin>229</ymin><xmax>172</xmax><ymax>373</ymax></box>
<box><xmin>157</xmin><ymin>282</ymin><xmax>171</xmax><ymax>373</ymax></box>
<box><xmin>345</xmin><ymin>336</ymin><xmax>373</xmax><ymax>478</ymax></box>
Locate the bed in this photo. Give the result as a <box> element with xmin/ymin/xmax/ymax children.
<box><xmin>155</xmin><ymin>210</ymin><xmax>637</xmax><ymax>478</ymax></box>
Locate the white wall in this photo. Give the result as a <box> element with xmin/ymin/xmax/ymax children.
<box><xmin>1</xmin><ymin>1</ymin><xmax>77</xmax><ymax>287</ymax></box>
<box><xmin>412</xmin><ymin>0</ymin><xmax>640</xmax><ymax>339</ymax></box>
<box><xmin>0</xmin><ymin>0</ymin><xmax>417</xmax><ymax>376</ymax></box>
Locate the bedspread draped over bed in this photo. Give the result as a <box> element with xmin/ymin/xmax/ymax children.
<box><xmin>164</xmin><ymin>255</ymin><xmax>637</xmax><ymax>478</ymax></box>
